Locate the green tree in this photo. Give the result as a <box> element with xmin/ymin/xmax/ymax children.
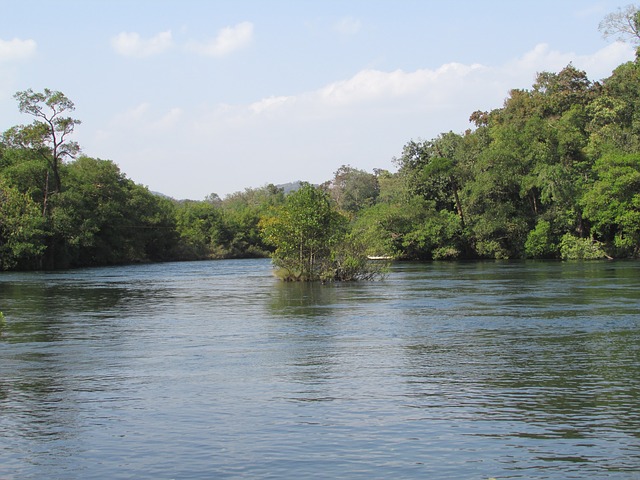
<box><xmin>0</xmin><ymin>146</ymin><xmax>49</xmax><ymax>208</ymax></box>
<box><xmin>219</xmin><ymin>184</ymin><xmax>285</xmax><ymax>257</ymax></box>
<box><xmin>582</xmin><ymin>153</ymin><xmax>640</xmax><ymax>256</ymax></box>
<box><xmin>175</xmin><ymin>200</ymin><xmax>228</xmax><ymax>259</ymax></box>
<box><xmin>0</xmin><ymin>178</ymin><xmax>46</xmax><ymax>270</ymax></box>
<box><xmin>325</xmin><ymin>165</ymin><xmax>379</xmax><ymax>215</ymax></box>
<box><xmin>4</xmin><ymin>89</ymin><xmax>81</xmax><ymax>217</ymax></box>
<box><xmin>260</xmin><ymin>183</ymin><xmax>347</xmax><ymax>281</ymax></box>
<box><xmin>588</xmin><ymin>56</ymin><xmax>640</xmax><ymax>157</ymax></box>
<box><xmin>47</xmin><ymin>156</ymin><xmax>177</xmax><ymax>268</ymax></box>
<box><xmin>260</xmin><ymin>183</ymin><xmax>382</xmax><ymax>281</ymax></box>
<box><xmin>559</xmin><ymin>233</ymin><xmax>608</xmax><ymax>260</ymax></box>
<box><xmin>524</xmin><ymin>219</ymin><xmax>557</xmax><ymax>258</ymax></box>
<box><xmin>125</xmin><ymin>183</ymin><xmax>179</xmax><ymax>262</ymax></box>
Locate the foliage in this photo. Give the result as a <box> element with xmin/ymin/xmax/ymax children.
<box><xmin>45</xmin><ymin>156</ymin><xmax>179</xmax><ymax>268</ymax></box>
<box><xmin>259</xmin><ymin>183</ymin><xmax>347</xmax><ymax>281</ymax></box>
<box><xmin>332</xmin><ymin>234</ymin><xmax>389</xmax><ymax>281</ymax></box>
<box><xmin>559</xmin><ymin>233</ymin><xmax>608</xmax><ymax>260</ymax></box>
<box><xmin>175</xmin><ymin>200</ymin><xmax>228</xmax><ymax>259</ymax></box>
<box><xmin>524</xmin><ymin>219</ymin><xmax>557</xmax><ymax>258</ymax></box>
<box><xmin>0</xmin><ymin>177</ymin><xmax>46</xmax><ymax>270</ymax></box>
<box><xmin>260</xmin><ymin>183</ymin><xmax>384</xmax><ymax>281</ymax></box>
<box><xmin>218</xmin><ymin>184</ymin><xmax>285</xmax><ymax>257</ymax></box>
<box><xmin>3</xmin><ymin>89</ymin><xmax>81</xmax><ymax>221</ymax></box>
<box><xmin>325</xmin><ymin>165</ymin><xmax>379</xmax><ymax>215</ymax></box>
<box><xmin>581</xmin><ymin>153</ymin><xmax>640</xmax><ymax>256</ymax></box>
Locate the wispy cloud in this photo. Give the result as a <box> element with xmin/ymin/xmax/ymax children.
<box><xmin>186</xmin><ymin>21</ymin><xmax>254</xmax><ymax>57</ymax></box>
<box><xmin>333</xmin><ymin>17</ymin><xmax>362</xmax><ymax>36</ymax></box>
<box><xmin>108</xmin><ymin>103</ymin><xmax>183</xmax><ymax>131</ymax></box>
<box><xmin>505</xmin><ymin>42</ymin><xmax>634</xmax><ymax>81</ymax></box>
<box><xmin>250</xmin><ymin>95</ymin><xmax>292</xmax><ymax>115</ymax></box>
<box><xmin>0</xmin><ymin>37</ymin><xmax>37</xmax><ymax>61</ymax></box>
<box><xmin>111</xmin><ymin>30</ymin><xmax>173</xmax><ymax>57</ymax></box>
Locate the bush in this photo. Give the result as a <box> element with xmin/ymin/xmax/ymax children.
<box><xmin>559</xmin><ymin>233</ymin><xmax>608</xmax><ymax>260</ymax></box>
<box><xmin>525</xmin><ymin>220</ymin><xmax>557</xmax><ymax>258</ymax></box>
<box><xmin>260</xmin><ymin>183</ymin><xmax>386</xmax><ymax>281</ymax></box>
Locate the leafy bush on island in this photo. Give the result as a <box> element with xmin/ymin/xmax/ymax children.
<box><xmin>259</xmin><ymin>183</ymin><xmax>387</xmax><ymax>281</ymax></box>
<box><xmin>2</xmin><ymin>7</ymin><xmax>640</xmax><ymax>277</ymax></box>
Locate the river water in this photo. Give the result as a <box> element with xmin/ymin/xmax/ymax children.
<box><xmin>0</xmin><ymin>259</ymin><xmax>639</xmax><ymax>479</ymax></box>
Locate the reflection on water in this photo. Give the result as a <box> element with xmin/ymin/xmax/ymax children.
<box><xmin>1</xmin><ymin>259</ymin><xmax>639</xmax><ymax>479</ymax></box>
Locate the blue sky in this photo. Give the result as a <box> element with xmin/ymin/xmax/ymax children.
<box><xmin>0</xmin><ymin>0</ymin><xmax>635</xmax><ymax>199</ymax></box>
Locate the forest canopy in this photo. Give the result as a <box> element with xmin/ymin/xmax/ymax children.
<box><xmin>2</xmin><ymin>37</ymin><xmax>640</xmax><ymax>273</ymax></box>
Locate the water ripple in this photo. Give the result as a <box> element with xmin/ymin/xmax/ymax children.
<box><xmin>1</xmin><ymin>259</ymin><xmax>639</xmax><ymax>479</ymax></box>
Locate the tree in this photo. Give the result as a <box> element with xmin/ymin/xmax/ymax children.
<box><xmin>533</xmin><ymin>64</ymin><xmax>595</xmax><ymax>117</ymax></box>
<box><xmin>46</xmin><ymin>156</ymin><xmax>178</xmax><ymax>268</ymax></box>
<box><xmin>582</xmin><ymin>153</ymin><xmax>640</xmax><ymax>256</ymax></box>
<box><xmin>524</xmin><ymin>219</ymin><xmax>557</xmax><ymax>258</ymax></box>
<box><xmin>5</xmin><ymin>89</ymin><xmax>81</xmax><ymax>216</ymax></box>
<box><xmin>259</xmin><ymin>183</ymin><xmax>383</xmax><ymax>281</ymax></box>
<box><xmin>260</xmin><ymin>183</ymin><xmax>347</xmax><ymax>281</ymax></box>
<box><xmin>174</xmin><ymin>200</ymin><xmax>228</xmax><ymax>259</ymax></box>
<box><xmin>219</xmin><ymin>184</ymin><xmax>285</xmax><ymax>257</ymax></box>
<box><xmin>599</xmin><ymin>4</ymin><xmax>640</xmax><ymax>45</ymax></box>
<box><xmin>325</xmin><ymin>165</ymin><xmax>379</xmax><ymax>215</ymax></box>
<box><xmin>0</xmin><ymin>178</ymin><xmax>46</xmax><ymax>270</ymax></box>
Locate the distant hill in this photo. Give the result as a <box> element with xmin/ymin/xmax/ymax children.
<box><xmin>151</xmin><ymin>180</ymin><xmax>314</xmax><ymax>202</ymax></box>
<box><xmin>277</xmin><ymin>180</ymin><xmax>322</xmax><ymax>194</ymax></box>
<box><xmin>277</xmin><ymin>180</ymin><xmax>307</xmax><ymax>194</ymax></box>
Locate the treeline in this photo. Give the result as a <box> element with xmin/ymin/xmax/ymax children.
<box><xmin>1</xmin><ymin>55</ymin><xmax>640</xmax><ymax>271</ymax></box>
<box><xmin>0</xmin><ymin>148</ymin><xmax>285</xmax><ymax>270</ymax></box>
<box><xmin>354</xmin><ymin>57</ymin><xmax>640</xmax><ymax>261</ymax></box>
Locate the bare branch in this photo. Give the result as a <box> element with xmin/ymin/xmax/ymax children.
<box><xmin>599</xmin><ymin>4</ymin><xmax>640</xmax><ymax>44</ymax></box>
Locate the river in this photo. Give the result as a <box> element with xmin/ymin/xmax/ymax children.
<box><xmin>1</xmin><ymin>258</ymin><xmax>639</xmax><ymax>479</ymax></box>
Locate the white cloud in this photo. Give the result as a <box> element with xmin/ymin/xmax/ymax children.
<box><xmin>111</xmin><ymin>30</ymin><xmax>173</xmax><ymax>57</ymax></box>
<box><xmin>118</xmin><ymin>102</ymin><xmax>151</xmax><ymax>122</ymax></box>
<box><xmin>108</xmin><ymin>103</ymin><xmax>184</xmax><ymax>132</ymax></box>
<box><xmin>317</xmin><ymin>63</ymin><xmax>485</xmax><ymax>107</ymax></box>
<box><xmin>86</xmin><ymin>42</ymin><xmax>636</xmax><ymax>199</ymax></box>
<box><xmin>0</xmin><ymin>37</ymin><xmax>37</xmax><ymax>61</ymax></box>
<box><xmin>152</xmin><ymin>107</ymin><xmax>183</xmax><ymax>130</ymax></box>
<box><xmin>504</xmin><ymin>42</ymin><xmax>635</xmax><ymax>83</ymax></box>
<box><xmin>567</xmin><ymin>42</ymin><xmax>635</xmax><ymax>80</ymax></box>
<box><xmin>334</xmin><ymin>17</ymin><xmax>362</xmax><ymax>36</ymax></box>
<box><xmin>250</xmin><ymin>95</ymin><xmax>292</xmax><ymax>115</ymax></box>
<box><xmin>186</xmin><ymin>21</ymin><xmax>254</xmax><ymax>57</ymax></box>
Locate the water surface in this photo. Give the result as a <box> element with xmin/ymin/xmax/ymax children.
<box><xmin>1</xmin><ymin>259</ymin><xmax>639</xmax><ymax>479</ymax></box>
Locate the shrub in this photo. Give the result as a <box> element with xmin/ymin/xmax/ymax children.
<box><xmin>559</xmin><ymin>233</ymin><xmax>608</xmax><ymax>260</ymax></box>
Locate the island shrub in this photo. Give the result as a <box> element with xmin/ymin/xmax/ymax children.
<box><xmin>259</xmin><ymin>183</ymin><xmax>387</xmax><ymax>281</ymax></box>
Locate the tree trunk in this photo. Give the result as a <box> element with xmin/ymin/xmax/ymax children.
<box><xmin>452</xmin><ymin>183</ymin><xmax>465</xmax><ymax>228</ymax></box>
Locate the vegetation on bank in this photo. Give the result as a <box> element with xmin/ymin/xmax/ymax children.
<box><xmin>1</xmin><ymin>7</ymin><xmax>640</xmax><ymax>276</ymax></box>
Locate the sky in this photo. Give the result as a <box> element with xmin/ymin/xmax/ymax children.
<box><xmin>0</xmin><ymin>0</ymin><xmax>636</xmax><ymax>200</ymax></box>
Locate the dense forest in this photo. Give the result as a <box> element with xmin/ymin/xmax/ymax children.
<box><xmin>2</xmin><ymin>39</ymin><xmax>640</xmax><ymax>271</ymax></box>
